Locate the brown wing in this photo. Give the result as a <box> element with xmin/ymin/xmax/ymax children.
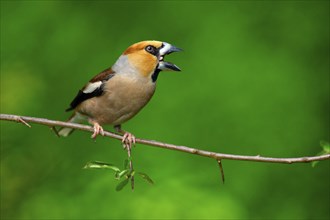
<box><xmin>89</xmin><ymin>67</ymin><xmax>115</xmax><ymax>83</ymax></box>
<box><xmin>65</xmin><ymin>68</ymin><xmax>115</xmax><ymax>111</ymax></box>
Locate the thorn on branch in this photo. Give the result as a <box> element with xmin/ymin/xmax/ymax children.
<box><xmin>17</xmin><ymin>117</ymin><xmax>31</xmax><ymax>128</ymax></box>
<box><xmin>217</xmin><ymin>159</ymin><xmax>225</xmax><ymax>184</ymax></box>
<box><xmin>50</xmin><ymin>126</ymin><xmax>60</xmax><ymax>137</ymax></box>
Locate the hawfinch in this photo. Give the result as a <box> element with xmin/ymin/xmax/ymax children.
<box><xmin>58</xmin><ymin>40</ymin><xmax>182</xmax><ymax>148</ymax></box>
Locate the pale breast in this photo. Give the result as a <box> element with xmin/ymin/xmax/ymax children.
<box><xmin>77</xmin><ymin>74</ymin><xmax>156</xmax><ymax>125</ymax></box>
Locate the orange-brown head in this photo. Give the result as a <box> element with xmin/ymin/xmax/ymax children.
<box><xmin>113</xmin><ymin>40</ymin><xmax>182</xmax><ymax>82</ymax></box>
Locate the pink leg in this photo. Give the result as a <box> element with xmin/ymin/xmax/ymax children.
<box><xmin>114</xmin><ymin>125</ymin><xmax>136</xmax><ymax>150</ymax></box>
<box><xmin>89</xmin><ymin>120</ymin><xmax>104</xmax><ymax>139</ymax></box>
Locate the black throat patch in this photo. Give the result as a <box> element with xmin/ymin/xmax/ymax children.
<box><xmin>151</xmin><ymin>68</ymin><xmax>161</xmax><ymax>82</ymax></box>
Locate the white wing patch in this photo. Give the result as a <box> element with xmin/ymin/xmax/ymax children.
<box><xmin>83</xmin><ymin>81</ymin><xmax>102</xmax><ymax>93</ymax></box>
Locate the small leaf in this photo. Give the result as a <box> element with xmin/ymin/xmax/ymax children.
<box><xmin>311</xmin><ymin>150</ymin><xmax>324</xmax><ymax>167</ymax></box>
<box><xmin>311</xmin><ymin>161</ymin><xmax>319</xmax><ymax>168</ymax></box>
<box><xmin>115</xmin><ymin>171</ymin><xmax>121</xmax><ymax>180</ymax></box>
<box><xmin>137</xmin><ymin>172</ymin><xmax>154</xmax><ymax>185</ymax></box>
<box><xmin>324</xmin><ymin>146</ymin><xmax>330</xmax><ymax>153</ymax></box>
<box><xmin>320</xmin><ymin>141</ymin><xmax>330</xmax><ymax>153</ymax></box>
<box><xmin>311</xmin><ymin>141</ymin><xmax>330</xmax><ymax>167</ymax></box>
<box><xmin>130</xmin><ymin>170</ymin><xmax>135</xmax><ymax>177</ymax></box>
<box><xmin>116</xmin><ymin>178</ymin><xmax>129</xmax><ymax>191</ymax></box>
<box><xmin>83</xmin><ymin>161</ymin><xmax>120</xmax><ymax>172</ymax></box>
<box><xmin>118</xmin><ymin>169</ymin><xmax>129</xmax><ymax>178</ymax></box>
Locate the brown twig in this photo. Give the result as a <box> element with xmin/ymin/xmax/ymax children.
<box><xmin>1</xmin><ymin>113</ymin><xmax>330</xmax><ymax>164</ymax></box>
<box><xmin>126</xmin><ymin>147</ymin><xmax>134</xmax><ymax>190</ymax></box>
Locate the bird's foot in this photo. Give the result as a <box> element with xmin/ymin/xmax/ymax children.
<box><xmin>91</xmin><ymin>122</ymin><xmax>104</xmax><ymax>139</ymax></box>
<box><xmin>114</xmin><ymin>125</ymin><xmax>136</xmax><ymax>150</ymax></box>
<box><xmin>122</xmin><ymin>132</ymin><xmax>136</xmax><ymax>151</ymax></box>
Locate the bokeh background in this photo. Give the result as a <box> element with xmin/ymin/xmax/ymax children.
<box><xmin>1</xmin><ymin>1</ymin><xmax>329</xmax><ymax>219</ymax></box>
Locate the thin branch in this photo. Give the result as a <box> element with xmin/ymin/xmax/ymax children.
<box><xmin>1</xmin><ymin>113</ymin><xmax>329</xmax><ymax>164</ymax></box>
<box><xmin>126</xmin><ymin>147</ymin><xmax>134</xmax><ymax>190</ymax></box>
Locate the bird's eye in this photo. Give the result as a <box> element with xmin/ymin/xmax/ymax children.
<box><xmin>145</xmin><ymin>45</ymin><xmax>157</xmax><ymax>55</ymax></box>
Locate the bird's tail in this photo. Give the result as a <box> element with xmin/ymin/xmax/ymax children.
<box><xmin>58</xmin><ymin>112</ymin><xmax>85</xmax><ymax>137</ymax></box>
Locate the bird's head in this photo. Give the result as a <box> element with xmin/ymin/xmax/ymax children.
<box><xmin>113</xmin><ymin>40</ymin><xmax>182</xmax><ymax>81</ymax></box>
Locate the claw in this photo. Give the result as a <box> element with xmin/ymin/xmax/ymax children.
<box><xmin>122</xmin><ymin>132</ymin><xmax>136</xmax><ymax>150</ymax></box>
<box><xmin>91</xmin><ymin>122</ymin><xmax>104</xmax><ymax>139</ymax></box>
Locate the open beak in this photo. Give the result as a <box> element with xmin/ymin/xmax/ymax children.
<box><xmin>158</xmin><ymin>42</ymin><xmax>182</xmax><ymax>71</ymax></box>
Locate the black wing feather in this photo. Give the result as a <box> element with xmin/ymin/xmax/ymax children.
<box><xmin>65</xmin><ymin>68</ymin><xmax>115</xmax><ymax>112</ymax></box>
<box><xmin>65</xmin><ymin>86</ymin><xmax>104</xmax><ymax>112</ymax></box>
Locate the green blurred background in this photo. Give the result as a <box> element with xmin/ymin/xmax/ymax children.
<box><xmin>1</xmin><ymin>1</ymin><xmax>329</xmax><ymax>219</ymax></box>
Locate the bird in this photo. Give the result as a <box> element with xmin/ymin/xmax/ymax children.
<box><xmin>58</xmin><ymin>40</ymin><xmax>182</xmax><ymax>149</ymax></box>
